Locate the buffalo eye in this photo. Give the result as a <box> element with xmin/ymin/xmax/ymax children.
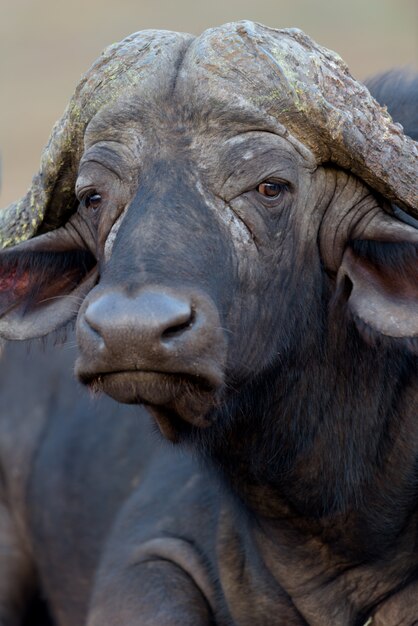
<box><xmin>82</xmin><ymin>192</ymin><xmax>102</xmax><ymax>212</ymax></box>
<box><xmin>256</xmin><ymin>180</ymin><xmax>287</xmax><ymax>199</ymax></box>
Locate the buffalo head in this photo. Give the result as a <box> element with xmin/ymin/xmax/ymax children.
<box><xmin>0</xmin><ymin>22</ymin><xmax>417</xmax><ymax>443</ymax></box>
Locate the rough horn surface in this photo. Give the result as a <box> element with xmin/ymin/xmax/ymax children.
<box><xmin>1</xmin><ymin>21</ymin><xmax>416</xmax><ymax>248</ymax></box>
<box><xmin>0</xmin><ymin>30</ymin><xmax>192</xmax><ymax>248</ymax></box>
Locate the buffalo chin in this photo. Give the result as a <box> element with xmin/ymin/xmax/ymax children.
<box><xmin>82</xmin><ymin>370</ymin><xmax>219</xmax><ymax>442</ymax></box>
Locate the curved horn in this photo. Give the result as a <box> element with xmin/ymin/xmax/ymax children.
<box><xmin>190</xmin><ymin>21</ymin><xmax>418</xmax><ymax>218</ymax></box>
<box><xmin>2</xmin><ymin>21</ymin><xmax>416</xmax><ymax>249</ymax></box>
<box><xmin>0</xmin><ymin>30</ymin><xmax>193</xmax><ymax>249</ymax></box>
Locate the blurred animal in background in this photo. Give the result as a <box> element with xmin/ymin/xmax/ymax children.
<box><xmin>0</xmin><ymin>21</ymin><xmax>417</xmax><ymax>626</ymax></box>
<box><xmin>366</xmin><ymin>69</ymin><xmax>418</xmax><ymax>141</ymax></box>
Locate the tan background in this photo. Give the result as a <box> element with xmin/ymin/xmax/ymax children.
<box><xmin>1</xmin><ymin>0</ymin><xmax>417</xmax><ymax>207</ymax></box>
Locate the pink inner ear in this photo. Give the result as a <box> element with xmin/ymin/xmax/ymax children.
<box><xmin>338</xmin><ymin>247</ymin><xmax>418</xmax><ymax>339</ymax></box>
<box><xmin>0</xmin><ymin>267</ymin><xmax>29</xmax><ymax>294</ymax></box>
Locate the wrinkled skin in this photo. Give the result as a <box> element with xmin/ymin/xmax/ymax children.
<box><xmin>0</xmin><ymin>27</ymin><xmax>418</xmax><ymax>626</ymax></box>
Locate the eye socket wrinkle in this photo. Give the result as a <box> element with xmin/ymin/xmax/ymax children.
<box><xmin>78</xmin><ymin>157</ymin><xmax>124</xmax><ymax>183</ymax></box>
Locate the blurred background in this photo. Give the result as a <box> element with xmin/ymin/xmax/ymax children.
<box><xmin>1</xmin><ymin>0</ymin><xmax>417</xmax><ymax>207</ymax></box>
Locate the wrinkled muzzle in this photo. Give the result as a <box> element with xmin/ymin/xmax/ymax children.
<box><xmin>76</xmin><ymin>284</ymin><xmax>227</xmax><ymax>440</ymax></box>
<box><xmin>74</xmin><ymin>173</ymin><xmax>234</xmax><ymax>441</ymax></box>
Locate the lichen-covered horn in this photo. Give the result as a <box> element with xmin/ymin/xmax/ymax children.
<box><xmin>0</xmin><ymin>30</ymin><xmax>193</xmax><ymax>249</ymax></box>
<box><xmin>190</xmin><ymin>21</ymin><xmax>418</xmax><ymax>218</ymax></box>
<box><xmin>2</xmin><ymin>22</ymin><xmax>416</xmax><ymax>250</ymax></box>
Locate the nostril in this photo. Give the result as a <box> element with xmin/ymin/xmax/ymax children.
<box><xmin>77</xmin><ymin>312</ymin><xmax>106</xmax><ymax>355</ymax></box>
<box><xmin>81</xmin><ymin>299</ymin><xmax>112</xmax><ymax>348</ymax></box>
<box><xmin>161</xmin><ymin>308</ymin><xmax>196</xmax><ymax>340</ymax></box>
<box><xmin>84</xmin><ymin>306</ymin><xmax>104</xmax><ymax>336</ymax></box>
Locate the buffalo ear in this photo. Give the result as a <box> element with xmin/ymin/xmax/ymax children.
<box><xmin>0</xmin><ymin>225</ymin><xmax>97</xmax><ymax>340</ymax></box>
<box><xmin>337</xmin><ymin>240</ymin><xmax>418</xmax><ymax>353</ymax></box>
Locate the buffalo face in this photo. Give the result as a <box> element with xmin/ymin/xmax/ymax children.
<box><xmin>71</xmin><ymin>92</ymin><xmax>322</xmax><ymax>439</ymax></box>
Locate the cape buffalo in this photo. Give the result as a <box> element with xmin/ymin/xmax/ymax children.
<box><xmin>0</xmin><ymin>21</ymin><xmax>417</xmax><ymax>626</ymax></box>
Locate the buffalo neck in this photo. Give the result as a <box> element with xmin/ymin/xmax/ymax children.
<box><xmin>196</xmin><ymin>320</ymin><xmax>418</xmax><ymax>560</ymax></box>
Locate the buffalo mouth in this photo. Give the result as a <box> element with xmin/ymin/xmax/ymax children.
<box><xmin>80</xmin><ymin>369</ymin><xmax>222</xmax><ymax>441</ymax></box>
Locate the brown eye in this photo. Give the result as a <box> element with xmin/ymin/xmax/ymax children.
<box><xmin>256</xmin><ymin>181</ymin><xmax>286</xmax><ymax>198</ymax></box>
<box><xmin>83</xmin><ymin>192</ymin><xmax>102</xmax><ymax>211</ymax></box>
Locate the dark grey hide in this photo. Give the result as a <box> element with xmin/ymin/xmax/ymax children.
<box><xmin>0</xmin><ymin>24</ymin><xmax>417</xmax><ymax>626</ymax></box>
